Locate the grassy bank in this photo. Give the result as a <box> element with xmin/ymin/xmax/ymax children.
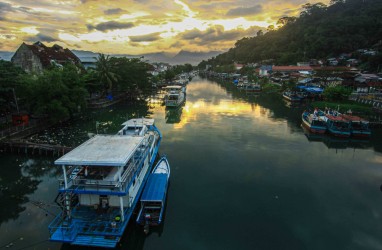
<box><xmin>310</xmin><ymin>101</ymin><xmax>373</xmax><ymax>116</ymax></box>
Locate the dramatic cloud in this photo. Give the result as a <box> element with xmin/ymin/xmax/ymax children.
<box><xmin>25</xmin><ymin>33</ymin><xmax>56</xmax><ymax>43</ymax></box>
<box><xmin>129</xmin><ymin>32</ymin><xmax>162</xmax><ymax>42</ymax></box>
<box><xmin>88</xmin><ymin>21</ymin><xmax>135</xmax><ymax>32</ymax></box>
<box><xmin>104</xmin><ymin>8</ymin><xmax>125</xmax><ymax>15</ymax></box>
<box><xmin>226</xmin><ymin>5</ymin><xmax>263</xmax><ymax>17</ymax></box>
<box><xmin>0</xmin><ymin>0</ymin><xmax>331</xmax><ymax>54</ymax></box>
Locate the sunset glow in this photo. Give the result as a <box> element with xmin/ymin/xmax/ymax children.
<box><xmin>0</xmin><ymin>0</ymin><xmax>330</xmax><ymax>54</ymax></box>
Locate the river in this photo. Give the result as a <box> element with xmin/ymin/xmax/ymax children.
<box><xmin>1</xmin><ymin>76</ymin><xmax>382</xmax><ymax>250</ymax></box>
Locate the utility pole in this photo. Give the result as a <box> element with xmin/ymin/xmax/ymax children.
<box><xmin>11</xmin><ymin>88</ymin><xmax>19</xmax><ymax>114</ymax></box>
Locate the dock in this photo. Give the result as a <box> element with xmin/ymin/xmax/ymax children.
<box><xmin>0</xmin><ymin>139</ymin><xmax>73</xmax><ymax>156</ymax></box>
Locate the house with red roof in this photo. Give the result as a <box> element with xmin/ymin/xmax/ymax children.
<box><xmin>11</xmin><ymin>41</ymin><xmax>82</xmax><ymax>73</ymax></box>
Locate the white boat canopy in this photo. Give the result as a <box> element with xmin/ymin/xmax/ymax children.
<box><xmin>55</xmin><ymin>135</ymin><xmax>144</xmax><ymax>166</ymax></box>
<box><xmin>121</xmin><ymin>118</ymin><xmax>154</xmax><ymax>127</ymax></box>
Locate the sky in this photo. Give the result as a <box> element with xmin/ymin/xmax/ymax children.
<box><xmin>0</xmin><ymin>0</ymin><xmax>330</xmax><ymax>55</ymax></box>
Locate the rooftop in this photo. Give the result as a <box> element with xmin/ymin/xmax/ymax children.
<box><xmin>55</xmin><ymin>135</ymin><xmax>144</xmax><ymax>166</ymax></box>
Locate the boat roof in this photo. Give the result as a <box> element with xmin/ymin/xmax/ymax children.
<box><xmin>140</xmin><ymin>174</ymin><xmax>167</xmax><ymax>202</ymax></box>
<box><xmin>121</xmin><ymin>118</ymin><xmax>154</xmax><ymax>127</ymax></box>
<box><xmin>326</xmin><ymin>115</ymin><xmax>348</xmax><ymax>122</ymax></box>
<box><xmin>55</xmin><ymin>135</ymin><xmax>144</xmax><ymax>166</ymax></box>
<box><xmin>341</xmin><ymin>114</ymin><xmax>368</xmax><ymax>122</ymax></box>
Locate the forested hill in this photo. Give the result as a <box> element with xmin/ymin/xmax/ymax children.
<box><xmin>199</xmin><ymin>0</ymin><xmax>382</xmax><ymax>69</ymax></box>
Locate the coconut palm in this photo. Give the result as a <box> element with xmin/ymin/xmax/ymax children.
<box><xmin>95</xmin><ymin>53</ymin><xmax>118</xmax><ymax>96</ymax></box>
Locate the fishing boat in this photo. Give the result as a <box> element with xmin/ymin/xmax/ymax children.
<box><xmin>341</xmin><ymin>114</ymin><xmax>371</xmax><ymax>138</ymax></box>
<box><xmin>244</xmin><ymin>82</ymin><xmax>262</xmax><ymax>92</ymax></box>
<box><xmin>164</xmin><ymin>85</ymin><xmax>186</xmax><ymax>108</ymax></box>
<box><xmin>136</xmin><ymin>156</ymin><xmax>170</xmax><ymax>234</ymax></box>
<box><xmin>282</xmin><ymin>91</ymin><xmax>303</xmax><ymax>102</ymax></box>
<box><xmin>325</xmin><ymin>114</ymin><xmax>351</xmax><ymax>138</ymax></box>
<box><xmin>301</xmin><ymin>111</ymin><xmax>327</xmax><ymax>134</ymax></box>
<box><xmin>48</xmin><ymin>118</ymin><xmax>162</xmax><ymax>248</ymax></box>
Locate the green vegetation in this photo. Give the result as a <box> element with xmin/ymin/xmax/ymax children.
<box><xmin>17</xmin><ymin>64</ymin><xmax>88</xmax><ymax>122</ymax></box>
<box><xmin>322</xmin><ymin>86</ymin><xmax>352</xmax><ymax>101</ymax></box>
<box><xmin>199</xmin><ymin>0</ymin><xmax>382</xmax><ymax>72</ymax></box>
<box><xmin>311</xmin><ymin>101</ymin><xmax>373</xmax><ymax>115</ymax></box>
<box><xmin>0</xmin><ymin>54</ymin><xmax>156</xmax><ymax>122</ymax></box>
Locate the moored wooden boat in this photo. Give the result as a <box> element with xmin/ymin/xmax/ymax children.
<box><xmin>341</xmin><ymin>114</ymin><xmax>371</xmax><ymax>138</ymax></box>
<box><xmin>325</xmin><ymin>114</ymin><xmax>351</xmax><ymax>138</ymax></box>
<box><xmin>301</xmin><ymin>111</ymin><xmax>327</xmax><ymax>134</ymax></box>
<box><xmin>283</xmin><ymin>91</ymin><xmax>302</xmax><ymax>102</ymax></box>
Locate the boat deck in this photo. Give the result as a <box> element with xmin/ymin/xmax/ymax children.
<box><xmin>49</xmin><ymin>206</ymin><xmax>133</xmax><ymax>248</ymax></box>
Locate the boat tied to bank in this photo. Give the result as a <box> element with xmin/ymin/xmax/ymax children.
<box><xmin>341</xmin><ymin>114</ymin><xmax>371</xmax><ymax>138</ymax></box>
<box><xmin>48</xmin><ymin>118</ymin><xmax>161</xmax><ymax>248</ymax></box>
<box><xmin>136</xmin><ymin>156</ymin><xmax>170</xmax><ymax>234</ymax></box>
<box><xmin>301</xmin><ymin>110</ymin><xmax>327</xmax><ymax>134</ymax></box>
<box><xmin>164</xmin><ymin>85</ymin><xmax>186</xmax><ymax>108</ymax></box>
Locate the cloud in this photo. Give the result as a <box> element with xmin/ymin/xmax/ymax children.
<box><xmin>0</xmin><ymin>2</ymin><xmax>15</xmax><ymax>20</ymax></box>
<box><xmin>129</xmin><ymin>32</ymin><xmax>161</xmax><ymax>42</ymax></box>
<box><xmin>226</xmin><ymin>5</ymin><xmax>263</xmax><ymax>17</ymax></box>
<box><xmin>87</xmin><ymin>21</ymin><xmax>135</xmax><ymax>32</ymax></box>
<box><xmin>179</xmin><ymin>25</ymin><xmax>243</xmax><ymax>45</ymax></box>
<box><xmin>24</xmin><ymin>33</ymin><xmax>56</xmax><ymax>43</ymax></box>
<box><xmin>104</xmin><ymin>8</ymin><xmax>125</xmax><ymax>15</ymax></box>
<box><xmin>176</xmin><ymin>25</ymin><xmax>261</xmax><ymax>52</ymax></box>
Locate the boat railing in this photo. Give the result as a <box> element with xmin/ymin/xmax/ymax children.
<box><xmin>119</xmin><ymin>146</ymin><xmax>149</xmax><ymax>189</ymax></box>
<box><xmin>58</xmin><ymin>137</ymin><xmax>151</xmax><ymax>192</ymax></box>
<box><xmin>49</xmin><ymin>213</ymin><xmax>79</xmax><ymax>242</ymax></box>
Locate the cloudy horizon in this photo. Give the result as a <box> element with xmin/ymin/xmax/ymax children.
<box><xmin>0</xmin><ymin>0</ymin><xmax>329</xmax><ymax>55</ymax></box>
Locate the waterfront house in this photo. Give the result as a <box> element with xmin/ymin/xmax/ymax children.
<box><xmin>11</xmin><ymin>41</ymin><xmax>82</xmax><ymax>74</ymax></box>
<box><xmin>259</xmin><ymin>65</ymin><xmax>272</xmax><ymax>77</ymax></box>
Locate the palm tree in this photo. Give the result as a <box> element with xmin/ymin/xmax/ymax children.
<box><xmin>95</xmin><ymin>54</ymin><xmax>118</xmax><ymax>96</ymax></box>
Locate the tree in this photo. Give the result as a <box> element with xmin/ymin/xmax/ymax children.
<box><xmin>110</xmin><ymin>57</ymin><xmax>151</xmax><ymax>97</ymax></box>
<box><xmin>18</xmin><ymin>65</ymin><xmax>88</xmax><ymax>122</ymax></box>
<box><xmin>0</xmin><ymin>60</ymin><xmax>25</xmax><ymax>114</ymax></box>
<box><xmin>323</xmin><ymin>86</ymin><xmax>352</xmax><ymax>101</ymax></box>
<box><xmin>95</xmin><ymin>54</ymin><xmax>118</xmax><ymax>96</ymax></box>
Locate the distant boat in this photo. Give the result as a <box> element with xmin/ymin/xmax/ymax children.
<box><xmin>341</xmin><ymin>114</ymin><xmax>371</xmax><ymax>138</ymax></box>
<box><xmin>48</xmin><ymin>118</ymin><xmax>162</xmax><ymax>248</ymax></box>
<box><xmin>301</xmin><ymin>111</ymin><xmax>327</xmax><ymax>134</ymax></box>
<box><xmin>283</xmin><ymin>91</ymin><xmax>302</xmax><ymax>102</ymax></box>
<box><xmin>325</xmin><ymin>114</ymin><xmax>351</xmax><ymax>138</ymax></box>
<box><xmin>244</xmin><ymin>82</ymin><xmax>262</xmax><ymax>92</ymax></box>
<box><xmin>136</xmin><ymin>156</ymin><xmax>170</xmax><ymax>234</ymax></box>
<box><xmin>164</xmin><ymin>85</ymin><xmax>186</xmax><ymax>107</ymax></box>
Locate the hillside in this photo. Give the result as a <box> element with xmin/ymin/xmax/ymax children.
<box><xmin>199</xmin><ymin>0</ymin><xmax>382</xmax><ymax>71</ymax></box>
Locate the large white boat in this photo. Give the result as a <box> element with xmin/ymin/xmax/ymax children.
<box><xmin>164</xmin><ymin>85</ymin><xmax>186</xmax><ymax>107</ymax></box>
<box><xmin>48</xmin><ymin>118</ymin><xmax>161</xmax><ymax>248</ymax></box>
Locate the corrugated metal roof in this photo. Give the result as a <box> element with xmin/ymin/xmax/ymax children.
<box><xmin>55</xmin><ymin>135</ymin><xmax>144</xmax><ymax>166</ymax></box>
<box><xmin>140</xmin><ymin>174</ymin><xmax>167</xmax><ymax>202</ymax></box>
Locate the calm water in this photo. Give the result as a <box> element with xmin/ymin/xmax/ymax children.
<box><xmin>1</xmin><ymin>77</ymin><xmax>382</xmax><ymax>250</ymax></box>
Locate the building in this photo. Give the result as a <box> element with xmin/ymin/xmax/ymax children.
<box><xmin>11</xmin><ymin>41</ymin><xmax>82</xmax><ymax>73</ymax></box>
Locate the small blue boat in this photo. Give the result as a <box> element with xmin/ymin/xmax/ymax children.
<box><xmin>341</xmin><ymin>114</ymin><xmax>371</xmax><ymax>138</ymax></box>
<box><xmin>325</xmin><ymin>114</ymin><xmax>351</xmax><ymax>138</ymax></box>
<box><xmin>136</xmin><ymin>156</ymin><xmax>170</xmax><ymax>234</ymax></box>
<box><xmin>283</xmin><ymin>91</ymin><xmax>303</xmax><ymax>102</ymax></box>
<box><xmin>301</xmin><ymin>111</ymin><xmax>327</xmax><ymax>134</ymax></box>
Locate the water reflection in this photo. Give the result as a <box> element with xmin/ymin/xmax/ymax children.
<box><xmin>2</xmin><ymin>77</ymin><xmax>382</xmax><ymax>250</ymax></box>
<box><xmin>165</xmin><ymin>105</ymin><xmax>184</xmax><ymax>124</ymax></box>
<box><xmin>302</xmin><ymin>125</ymin><xmax>372</xmax><ymax>150</ymax></box>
